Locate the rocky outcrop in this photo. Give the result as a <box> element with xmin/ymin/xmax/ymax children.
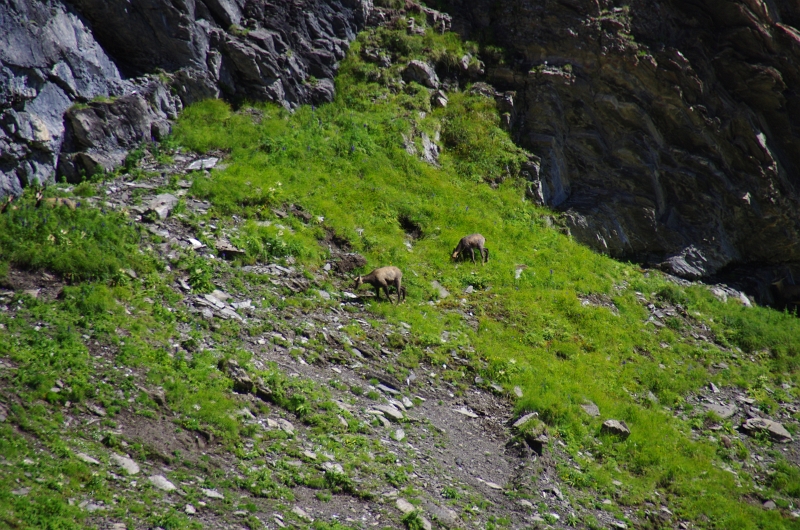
<box><xmin>0</xmin><ymin>0</ymin><xmax>127</xmax><ymax>196</ymax></box>
<box><xmin>438</xmin><ymin>0</ymin><xmax>800</xmax><ymax>280</ymax></box>
<box><xmin>1</xmin><ymin>0</ymin><xmax>371</xmax><ymax>195</ymax></box>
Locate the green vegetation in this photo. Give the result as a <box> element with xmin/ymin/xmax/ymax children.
<box><xmin>0</xmin><ymin>12</ymin><xmax>798</xmax><ymax>530</ymax></box>
<box><xmin>0</xmin><ymin>191</ymin><xmax>153</xmax><ymax>282</ymax></box>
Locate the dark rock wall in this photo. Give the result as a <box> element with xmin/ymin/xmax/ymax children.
<box><xmin>0</xmin><ymin>0</ymin><xmax>126</xmax><ymax>196</ymax></box>
<box><xmin>0</xmin><ymin>0</ymin><xmax>371</xmax><ymax>195</ymax></box>
<box><xmin>438</xmin><ymin>0</ymin><xmax>800</xmax><ymax>279</ymax></box>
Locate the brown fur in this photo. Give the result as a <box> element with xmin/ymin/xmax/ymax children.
<box><xmin>772</xmin><ymin>277</ymin><xmax>800</xmax><ymax>304</ymax></box>
<box><xmin>35</xmin><ymin>189</ymin><xmax>76</xmax><ymax>210</ymax></box>
<box><xmin>451</xmin><ymin>233</ymin><xmax>489</xmax><ymax>264</ymax></box>
<box><xmin>353</xmin><ymin>266</ymin><xmax>406</xmax><ymax>304</ymax></box>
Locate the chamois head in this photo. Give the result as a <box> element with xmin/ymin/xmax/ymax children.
<box><xmin>353</xmin><ymin>275</ymin><xmax>364</xmax><ymax>290</ymax></box>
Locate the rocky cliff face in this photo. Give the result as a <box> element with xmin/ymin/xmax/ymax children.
<box><xmin>438</xmin><ymin>0</ymin><xmax>800</xmax><ymax>282</ymax></box>
<box><xmin>0</xmin><ymin>0</ymin><xmax>370</xmax><ymax>196</ymax></box>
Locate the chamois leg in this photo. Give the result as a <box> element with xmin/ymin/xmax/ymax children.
<box><xmin>393</xmin><ymin>279</ymin><xmax>402</xmax><ymax>304</ymax></box>
<box><xmin>384</xmin><ymin>283</ymin><xmax>394</xmax><ymax>304</ymax></box>
<box><xmin>483</xmin><ymin>248</ymin><xmax>489</xmax><ymax>263</ymax></box>
<box><xmin>469</xmin><ymin>247</ymin><xmax>476</xmax><ymax>264</ymax></box>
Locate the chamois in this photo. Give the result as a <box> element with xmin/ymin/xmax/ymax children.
<box><xmin>0</xmin><ymin>195</ymin><xmax>13</xmax><ymax>214</ymax></box>
<box><xmin>451</xmin><ymin>233</ymin><xmax>489</xmax><ymax>264</ymax></box>
<box><xmin>772</xmin><ymin>277</ymin><xmax>800</xmax><ymax>305</ymax></box>
<box><xmin>35</xmin><ymin>188</ymin><xmax>76</xmax><ymax>210</ymax></box>
<box><xmin>353</xmin><ymin>266</ymin><xmax>406</xmax><ymax>304</ymax></box>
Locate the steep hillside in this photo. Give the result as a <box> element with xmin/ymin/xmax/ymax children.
<box><xmin>1</xmin><ymin>12</ymin><xmax>800</xmax><ymax>530</ymax></box>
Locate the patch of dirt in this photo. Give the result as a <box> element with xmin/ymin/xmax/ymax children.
<box><xmin>2</xmin><ymin>266</ymin><xmax>65</xmax><ymax>301</ymax></box>
<box><xmin>398</xmin><ymin>214</ymin><xmax>423</xmax><ymax>240</ymax></box>
<box><xmin>333</xmin><ymin>253</ymin><xmax>367</xmax><ymax>275</ymax></box>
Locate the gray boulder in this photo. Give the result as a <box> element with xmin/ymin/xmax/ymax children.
<box><xmin>742</xmin><ymin>417</ymin><xmax>793</xmax><ymax>443</ymax></box>
<box><xmin>402</xmin><ymin>60</ymin><xmax>440</xmax><ymax>89</ymax></box>
<box><xmin>601</xmin><ymin>419</ymin><xmax>631</xmax><ymax>439</ymax></box>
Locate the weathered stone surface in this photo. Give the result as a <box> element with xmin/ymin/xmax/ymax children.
<box><xmin>374</xmin><ymin>404</ymin><xmax>404</xmax><ymax>421</ymax></box>
<box><xmin>705</xmin><ymin>403</ymin><xmax>737</xmax><ymax>419</ymax></box>
<box><xmin>145</xmin><ymin>194</ymin><xmax>180</xmax><ymax>221</ymax></box>
<box><xmin>291</xmin><ymin>506</ymin><xmax>313</xmax><ymax>521</ymax></box>
<box><xmin>396</xmin><ymin>498</ymin><xmax>415</xmax><ymax>514</ymax></box>
<box><xmin>431</xmin><ymin>281</ymin><xmax>450</xmax><ymax>299</ymax></box>
<box><xmin>742</xmin><ymin>417</ymin><xmax>793</xmax><ymax>443</ymax></box>
<box><xmin>149</xmin><ymin>475</ymin><xmax>177</xmax><ymax>491</ymax></box>
<box><xmin>402</xmin><ymin>60</ymin><xmax>440</xmax><ymax>89</ymax></box>
<box><xmin>201</xmin><ymin>488</ymin><xmax>224</xmax><ymax>499</ymax></box>
<box><xmin>219</xmin><ymin>358</ymin><xmax>254</xmax><ymax>394</ymax></box>
<box><xmin>2</xmin><ymin>0</ymin><xmax>370</xmax><ymax>197</ymax></box>
<box><xmin>601</xmin><ymin>419</ymin><xmax>631</xmax><ymax>439</ymax></box>
<box><xmin>75</xmin><ymin>452</ymin><xmax>100</xmax><ymax>465</ymax></box>
<box><xmin>581</xmin><ymin>401</ymin><xmax>600</xmax><ymax>417</ymax></box>
<box><xmin>439</xmin><ymin>0</ymin><xmax>800</xmax><ymax>285</ymax></box>
<box><xmin>511</xmin><ymin>412</ymin><xmax>539</xmax><ymax>430</ymax></box>
<box><xmin>109</xmin><ymin>453</ymin><xmax>140</xmax><ymax>475</ymax></box>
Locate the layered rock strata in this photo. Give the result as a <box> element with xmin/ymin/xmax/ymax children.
<box><xmin>439</xmin><ymin>0</ymin><xmax>800</xmax><ymax>280</ymax></box>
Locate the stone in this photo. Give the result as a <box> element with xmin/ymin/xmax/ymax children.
<box><xmin>706</xmin><ymin>403</ymin><xmax>737</xmax><ymax>419</ymax></box>
<box><xmin>424</xmin><ymin>501</ymin><xmax>460</xmax><ymax>528</ymax></box>
<box><xmin>185</xmin><ymin>504</ymin><xmax>196</xmax><ymax>515</ymax></box>
<box><xmin>278</xmin><ymin>419</ymin><xmax>296</xmax><ymax>435</ymax></box>
<box><xmin>0</xmin><ymin>403</ymin><xmax>7</xmax><ymax>422</ymax></box>
<box><xmin>396</xmin><ymin>498</ymin><xmax>415</xmax><ymax>514</ymax></box>
<box><xmin>709</xmin><ymin>382</ymin><xmax>720</xmax><ymax>393</ymax></box>
<box><xmin>455</xmin><ymin>407</ymin><xmax>479</xmax><ymax>419</ymax></box>
<box><xmin>602</xmin><ymin>419</ymin><xmax>631</xmax><ymax>439</ymax></box>
<box><xmin>742</xmin><ymin>418</ymin><xmax>793</xmax><ymax>443</ymax></box>
<box><xmin>512</xmin><ymin>412</ymin><xmax>539</xmax><ymax>430</ymax></box>
<box><xmin>402</xmin><ymin>60</ymin><xmax>440</xmax><ymax>89</ymax></box>
<box><xmin>87</xmin><ymin>404</ymin><xmax>106</xmax><ymax>416</ymax></box>
<box><xmin>110</xmin><ymin>453</ymin><xmax>140</xmax><ymax>475</ymax></box>
<box><xmin>431</xmin><ymin>90</ymin><xmax>448</xmax><ymax>108</ymax></box>
<box><xmin>186</xmin><ymin>157</ymin><xmax>219</xmax><ymax>171</ymax></box>
<box><xmin>373</xmin><ymin>404</ymin><xmax>404</xmax><ymax>421</ymax></box>
<box><xmin>215</xmin><ymin>239</ymin><xmax>245</xmax><ymax>258</ymax></box>
<box><xmin>513</xmin><ymin>386</ymin><xmax>523</xmax><ymax>398</ymax></box>
<box><xmin>485</xmin><ymin>481</ymin><xmax>503</xmax><ymax>490</ymax></box>
<box><xmin>201</xmin><ymin>488</ymin><xmax>224</xmax><ymax>499</ymax></box>
<box><xmin>75</xmin><ymin>452</ymin><xmax>100</xmax><ymax>465</ymax></box>
<box><xmin>763</xmin><ymin>500</ymin><xmax>776</xmax><ymax>510</ymax></box>
<box><xmin>431</xmin><ymin>281</ymin><xmax>450</xmax><ymax>299</ymax></box>
<box><xmin>420</xmin><ymin>133</ymin><xmax>440</xmax><ymax>166</ymax></box>
<box><xmin>393</xmin><ymin>428</ymin><xmax>406</xmax><ymax>441</ymax></box>
<box><xmin>145</xmin><ymin>194</ymin><xmax>179</xmax><ymax>220</ymax></box>
<box><xmin>292</xmin><ymin>506</ymin><xmax>312</xmax><ymax>521</ymax></box>
<box><xmin>581</xmin><ymin>401</ymin><xmax>600</xmax><ymax>417</ymax></box>
<box><xmin>148</xmin><ymin>475</ymin><xmax>177</xmax><ymax>491</ymax></box>
<box><xmin>219</xmin><ymin>359</ymin><xmax>254</xmax><ymax>394</ymax></box>
<box><xmin>323</xmin><ymin>462</ymin><xmax>344</xmax><ymax>474</ymax></box>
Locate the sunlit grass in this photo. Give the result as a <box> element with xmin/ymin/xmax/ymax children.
<box><xmin>169</xmin><ymin>20</ymin><xmax>800</xmax><ymax>528</ymax></box>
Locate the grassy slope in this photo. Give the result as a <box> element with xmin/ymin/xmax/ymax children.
<box><xmin>0</xmin><ymin>14</ymin><xmax>798</xmax><ymax>530</ymax></box>
<box><xmin>169</xmin><ymin>20</ymin><xmax>800</xmax><ymax>529</ymax></box>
